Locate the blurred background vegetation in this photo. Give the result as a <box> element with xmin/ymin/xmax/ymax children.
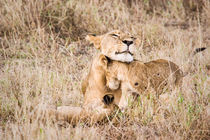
<box><xmin>0</xmin><ymin>0</ymin><xmax>209</xmax><ymax>139</ymax></box>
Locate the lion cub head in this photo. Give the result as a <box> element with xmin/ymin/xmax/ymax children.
<box><xmin>86</xmin><ymin>30</ymin><xmax>140</xmax><ymax>63</ymax></box>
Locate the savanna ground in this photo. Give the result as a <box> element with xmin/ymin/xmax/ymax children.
<box><xmin>0</xmin><ymin>0</ymin><xmax>210</xmax><ymax>139</ymax></box>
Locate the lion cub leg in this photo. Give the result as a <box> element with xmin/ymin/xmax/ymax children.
<box><xmin>106</xmin><ymin>75</ymin><xmax>129</xmax><ymax>110</ymax></box>
<box><xmin>105</xmin><ymin>69</ymin><xmax>135</xmax><ymax>110</ymax></box>
<box><xmin>117</xmin><ymin>82</ymin><xmax>134</xmax><ymax>111</ymax></box>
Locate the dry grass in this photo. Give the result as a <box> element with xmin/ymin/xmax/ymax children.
<box><xmin>0</xmin><ymin>0</ymin><xmax>209</xmax><ymax>139</ymax></box>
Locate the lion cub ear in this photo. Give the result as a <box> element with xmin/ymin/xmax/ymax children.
<box><xmin>99</xmin><ymin>54</ymin><xmax>108</xmax><ymax>69</ymax></box>
<box><xmin>86</xmin><ymin>34</ymin><xmax>102</xmax><ymax>49</ymax></box>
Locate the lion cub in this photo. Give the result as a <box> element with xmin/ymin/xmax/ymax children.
<box><xmin>105</xmin><ymin>58</ymin><xmax>183</xmax><ymax>109</ymax></box>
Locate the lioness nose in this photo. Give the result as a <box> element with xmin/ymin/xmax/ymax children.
<box><xmin>122</xmin><ymin>40</ymin><xmax>133</xmax><ymax>46</ymax></box>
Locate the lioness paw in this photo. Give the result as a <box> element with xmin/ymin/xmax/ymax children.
<box><xmin>103</xmin><ymin>94</ymin><xmax>114</xmax><ymax>105</ymax></box>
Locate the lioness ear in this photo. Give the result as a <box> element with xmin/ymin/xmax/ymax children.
<box><xmin>86</xmin><ymin>34</ymin><xmax>102</xmax><ymax>49</ymax></box>
<box><xmin>135</xmin><ymin>38</ymin><xmax>141</xmax><ymax>47</ymax></box>
<box><xmin>99</xmin><ymin>54</ymin><xmax>108</xmax><ymax>68</ymax></box>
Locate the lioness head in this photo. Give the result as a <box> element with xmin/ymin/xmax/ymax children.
<box><xmin>86</xmin><ymin>30</ymin><xmax>140</xmax><ymax>62</ymax></box>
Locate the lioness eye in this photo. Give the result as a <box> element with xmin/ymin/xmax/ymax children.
<box><xmin>111</xmin><ymin>34</ymin><xmax>119</xmax><ymax>37</ymax></box>
<box><xmin>131</xmin><ymin>37</ymin><xmax>136</xmax><ymax>40</ymax></box>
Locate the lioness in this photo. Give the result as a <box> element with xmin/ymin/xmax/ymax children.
<box><xmin>85</xmin><ymin>30</ymin><xmax>183</xmax><ymax>109</ymax></box>
<box><xmin>85</xmin><ymin>30</ymin><xmax>205</xmax><ymax>110</ymax></box>
<box><xmin>48</xmin><ymin>30</ymin><xmax>204</xmax><ymax>124</ymax></box>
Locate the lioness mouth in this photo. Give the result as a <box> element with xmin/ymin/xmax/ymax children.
<box><xmin>115</xmin><ymin>50</ymin><xmax>133</xmax><ymax>56</ymax></box>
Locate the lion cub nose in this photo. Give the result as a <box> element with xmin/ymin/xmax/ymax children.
<box><xmin>122</xmin><ymin>40</ymin><xmax>133</xmax><ymax>46</ymax></box>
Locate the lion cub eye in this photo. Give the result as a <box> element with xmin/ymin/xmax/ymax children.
<box><xmin>134</xmin><ymin>82</ymin><xmax>139</xmax><ymax>86</ymax></box>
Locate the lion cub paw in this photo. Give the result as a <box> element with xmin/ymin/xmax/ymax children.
<box><xmin>107</xmin><ymin>77</ymin><xmax>120</xmax><ymax>90</ymax></box>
